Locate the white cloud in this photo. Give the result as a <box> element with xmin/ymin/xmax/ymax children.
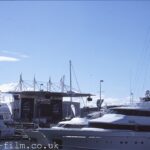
<box><xmin>0</xmin><ymin>56</ymin><xmax>20</xmax><ymax>62</ymax></box>
<box><xmin>1</xmin><ymin>50</ymin><xmax>29</xmax><ymax>59</ymax></box>
<box><xmin>20</xmin><ymin>54</ymin><xmax>29</xmax><ymax>58</ymax></box>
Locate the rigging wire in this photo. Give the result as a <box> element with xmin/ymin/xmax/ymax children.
<box><xmin>132</xmin><ymin>27</ymin><xmax>150</xmax><ymax>98</ymax></box>
<box><xmin>71</xmin><ymin>63</ymin><xmax>86</xmax><ymax>107</ymax></box>
<box><xmin>139</xmin><ymin>28</ymin><xmax>150</xmax><ymax>95</ymax></box>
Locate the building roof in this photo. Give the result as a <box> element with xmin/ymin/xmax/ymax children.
<box><xmin>8</xmin><ymin>91</ymin><xmax>93</xmax><ymax>98</ymax></box>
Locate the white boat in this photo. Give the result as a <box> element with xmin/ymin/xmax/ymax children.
<box><xmin>38</xmin><ymin>111</ymin><xmax>104</xmax><ymax>150</ymax></box>
<box><xmin>0</xmin><ymin>114</ymin><xmax>15</xmax><ymax>138</ymax></box>
<box><xmin>39</xmin><ymin>91</ymin><xmax>150</xmax><ymax>150</ymax></box>
<box><xmin>52</xmin><ymin>117</ymin><xmax>89</xmax><ymax>130</ymax></box>
<box><xmin>0</xmin><ymin>103</ymin><xmax>13</xmax><ymax>124</ymax></box>
<box><xmin>0</xmin><ymin>103</ymin><xmax>15</xmax><ymax>138</ymax></box>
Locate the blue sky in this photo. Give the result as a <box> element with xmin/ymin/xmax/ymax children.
<box><xmin>0</xmin><ymin>1</ymin><xmax>150</xmax><ymax>104</ymax></box>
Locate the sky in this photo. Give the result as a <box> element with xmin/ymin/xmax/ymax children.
<box><xmin>0</xmin><ymin>1</ymin><xmax>150</xmax><ymax>105</ymax></box>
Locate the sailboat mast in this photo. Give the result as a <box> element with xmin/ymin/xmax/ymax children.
<box><xmin>33</xmin><ymin>75</ymin><xmax>36</xmax><ymax>91</ymax></box>
<box><xmin>19</xmin><ymin>73</ymin><xmax>23</xmax><ymax>91</ymax></box>
<box><xmin>69</xmin><ymin>60</ymin><xmax>72</xmax><ymax>103</ymax></box>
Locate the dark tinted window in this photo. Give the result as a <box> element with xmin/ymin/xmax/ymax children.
<box><xmin>110</xmin><ymin>108</ymin><xmax>150</xmax><ymax>117</ymax></box>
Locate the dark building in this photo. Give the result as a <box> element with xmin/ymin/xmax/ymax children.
<box><xmin>10</xmin><ymin>91</ymin><xmax>92</xmax><ymax>126</ymax></box>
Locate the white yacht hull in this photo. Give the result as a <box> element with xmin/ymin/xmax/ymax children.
<box><xmin>39</xmin><ymin>128</ymin><xmax>150</xmax><ymax>150</ymax></box>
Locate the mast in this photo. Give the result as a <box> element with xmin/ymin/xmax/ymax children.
<box><xmin>47</xmin><ymin>77</ymin><xmax>52</xmax><ymax>92</ymax></box>
<box><xmin>69</xmin><ymin>60</ymin><xmax>73</xmax><ymax>118</ymax></box>
<box><xmin>33</xmin><ymin>75</ymin><xmax>37</xmax><ymax>91</ymax></box>
<box><xmin>60</xmin><ymin>75</ymin><xmax>65</xmax><ymax>92</ymax></box>
<box><xmin>19</xmin><ymin>73</ymin><xmax>23</xmax><ymax>91</ymax></box>
<box><xmin>69</xmin><ymin>60</ymin><xmax>72</xmax><ymax>103</ymax></box>
<box><xmin>130</xmin><ymin>92</ymin><xmax>134</xmax><ymax>104</ymax></box>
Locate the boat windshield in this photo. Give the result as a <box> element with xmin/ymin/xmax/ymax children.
<box><xmin>55</xmin><ymin>123</ymin><xmax>86</xmax><ymax>128</ymax></box>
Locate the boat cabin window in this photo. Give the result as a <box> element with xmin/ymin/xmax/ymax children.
<box><xmin>89</xmin><ymin>122</ymin><xmax>150</xmax><ymax>131</ymax></box>
<box><xmin>57</xmin><ymin>123</ymin><xmax>65</xmax><ymax>127</ymax></box>
<box><xmin>0</xmin><ymin>115</ymin><xmax>3</xmax><ymax>120</ymax></box>
<box><xmin>110</xmin><ymin>108</ymin><xmax>150</xmax><ymax>117</ymax></box>
<box><xmin>63</xmin><ymin>124</ymin><xmax>86</xmax><ymax>128</ymax></box>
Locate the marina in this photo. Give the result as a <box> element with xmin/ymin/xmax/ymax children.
<box><xmin>0</xmin><ymin>73</ymin><xmax>96</xmax><ymax>150</ymax></box>
<box><xmin>1</xmin><ymin>2</ymin><xmax>150</xmax><ymax>149</ymax></box>
<box><xmin>1</xmin><ymin>62</ymin><xmax>150</xmax><ymax>150</ymax></box>
<box><xmin>2</xmin><ymin>83</ymin><xmax>150</xmax><ymax>150</ymax></box>
<box><xmin>0</xmin><ymin>61</ymin><xmax>101</xmax><ymax>150</ymax></box>
<box><xmin>1</xmin><ymin>69</ymin><xmax>150</xmax><ymax>150</ymax></box>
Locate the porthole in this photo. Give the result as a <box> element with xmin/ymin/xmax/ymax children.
<box><xmin>120</xmin><ymin>141</ymin><xmax>123</xmax><ymax>144</ymax></box>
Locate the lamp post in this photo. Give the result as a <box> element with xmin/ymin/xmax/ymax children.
<box><xmin>97</xmin><ymin>80</ymin><xmax>104</xmax><ymax>110</ymax></box>
<box><xmin>100</xmin><ymin>80</ymin><xmax>104</xmax><ymax>100</ymax></box>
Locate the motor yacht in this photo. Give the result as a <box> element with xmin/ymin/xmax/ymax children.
<box><xmin>0</xmin><ymin>114</ymin><xmax>15</xmax><ymax>138</ymax></box>
<box><xmin>38</xmin><ymin>110</ymin><xmax>105</xmax><ymax>150</ymax></box>
<box><xmin>0</xmin><ymin>103</ymin><xmax>15</xmax><ymax>138</ymax></box>
<box><xmin>39</xmin><ymin>91</ymin><xmax>150</xmax><ymax>150</ymax></box>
